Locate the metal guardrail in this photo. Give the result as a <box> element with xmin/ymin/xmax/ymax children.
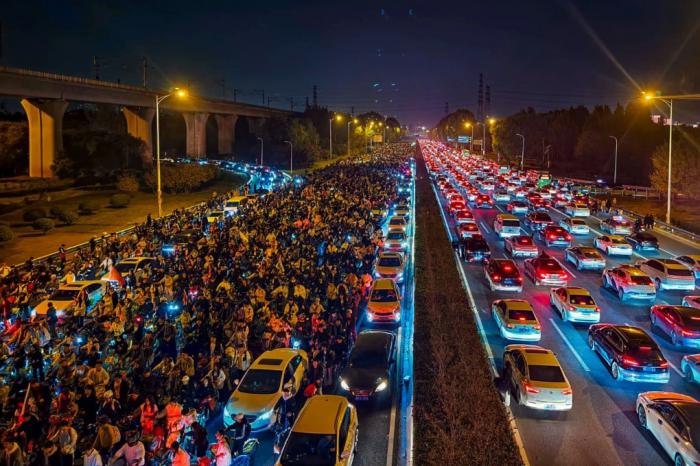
<box><xmin>0</xmin><ymin>65</ymin><xmax>152</xmax><ymax>93</ymax></box>
<box><xmin>606</xmin><ymin>207</ymin><xmax>700</xmax><ymax>244</ymax></box>
<box><xmin>10</xmin><ymin>162</ymin><xmax>260</xmax><ymax>269</ymax></box>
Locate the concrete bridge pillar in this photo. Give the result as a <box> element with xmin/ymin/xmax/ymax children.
<box><xmin>20</xmin><ymin>98</ymin><xmax>68</xmax><ymax>178</ymax></box>
<box><xmin>183</xmin><ymin>112</ymin><xmax>209</xmax><ymax>158</ymax></box>
<box><xmin>122</xmin><ymin>107</ymin><xmax>155</xmax><ymax>161</ymax></box>
<box><xmin>248</xmin><ymin>117</ymin><xmax>266</xmax><ymax>136</ymax></box>
<box><xmin>215</xmin><ymin>114</ymin><xmax>238</xmax><ymax>155</ymax></box>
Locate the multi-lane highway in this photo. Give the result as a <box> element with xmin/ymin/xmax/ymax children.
<box><xmin>427</xmin><ymin>143</ymin><xmax>700</xmax><ymax>466</ymax></box>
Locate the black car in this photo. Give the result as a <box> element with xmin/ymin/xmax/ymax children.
<box><xmin>339</xmin><ymin>330</ymin><xmax>395</xmax><ymax>402</ymax></box>
<box><xmin>460</xmin><ymin>234</ymin><xmax>491</xmax><ymax>263</ymax></box>
<box><xmin>588</xmin><ymin>324</ymin><xmax>669</xmax><ymax>383</ymax></box>
<box><xmin>524</xmin><ymin>212</ymin><xmax>553</xmax><ymax>231</ymax></box>
<box><xmin>625</xmin><ymin>232</ymin><xmax>659</xmax><ymax>251</ymax></box>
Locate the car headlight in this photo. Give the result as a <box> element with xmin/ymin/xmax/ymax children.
<box><xmin>376</xmin><ymin>379</ymin><xmax>388</xmax><ymax>392</ymax></box>
<box><xmin>340</xmin><ymin>379</ymin><xmax>350</xmax><ymax>391</ymax></box>
<box><xmin>258</xmin><ymin>409</ymin><xmax>274</xmax><ymax>421</ymax></box>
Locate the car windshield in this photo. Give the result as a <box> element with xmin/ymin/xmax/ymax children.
<box><xmin>389</xmin><ymin>218</ymin><xmax>405</xmax><ymax>226</ymax></box>
<box><xmin>349</xmin><ymin>348</ymin><xmax>387</xmax><ymax>368</ymax></box>
<box><xmin>280</xmin><ymin>432</ymin><xmax>337</xmax><ymax>466</ymax></box>
<box><xmin>469</xmin><ymin>239</ymin><xmax>488</xmax><ymax>249</ymax></box>
<box><xmin>669</xmin><ymin>268</ymin><xmax>693</xmax><ymax>277</ymax></box>
<box><xmin>49</xmin><ymin>289</ymin><xmax>80</xmax><ymax>301</ymax></box>
<box><xmin>569</xmin><ymin>295</ymin><xmax>595</xmax><ymax>305</ymax></box>
<box><xmin>237</xmin><ymin>369</ymin><xmax>282</xmax><ymax>395</ymax></box>
<box><xmin>372</xmin><ymin>288</ymin><xmax>398</xmax><ymax>303</ymax></box>
<box><xmin>387</xmin><ymin>231</ymin><xmax>405</xmax><ymax>241</ymax></box>
<box><xmin>503</xmin><ymin>220</ymin><xmax>520</xmax><ymax>227</ymax></box>
<box><xmin>582</xmin><ymin>251</ymin><xmax>599</xmax><ymax>258</ymax></box>
<box><xmin>630</xmin><ymin>275</ymin><xmax>653</xmax><ymax>285</ymax></box>
<box><xmin>379</xmin><ymin>257</ymin><xmax>402</xmax><ymax>267</ymax></box>
<box><xmin>508</xmin><ymin>309</ymin><xmax>535</xmax><ymax>321</ymax></box>
<box><xmin>611</xmin><ymin>238</ymin><xmax>627</xmax><ymax>245</ymax></box>
<box><xmin>572</xmin><ymin>219</ymin><xmax>585</xmax><ymax>225</ymax></box>
<box><xmin>115</xmin><ymin>263</ymin><xmax>137</xmax><ymax>273</ymax></box>
<box><xmin>528</xmin><ymin>365</ymin><xmax>566</xmax><ymax>383</ymax></box>
<box><xmin>533</xmin><ymin>213</ymin><xmax>550</xmax><ymax>221</ymax></box>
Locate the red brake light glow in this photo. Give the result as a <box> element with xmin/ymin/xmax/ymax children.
<box><xmin>621</xmin><ymin>356</ymin><xmax>639</xmax><ymax>367</ymax></box>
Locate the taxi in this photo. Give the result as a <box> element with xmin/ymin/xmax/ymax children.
<box><xmin>367</xmin><ymin>278</ymin><xmax>401</xmax><ymax>323</ymax></box>
<box><xmin>491</xmin><ymin>299</ymin><xmax>541</xmax><ymax>341</ymax></box>
<box><xmin>549</xmin><ymin>286</ymin><xmax>601</xmax><ymax>323</ymax></box>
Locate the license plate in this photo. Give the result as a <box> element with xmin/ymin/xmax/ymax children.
<box><xmin>643</xmin><ymin>367</ymin><xmax>655</xmax><ymax>373</ymax></box>
<box><xmin>545</xmin><ymin>404</ymin><xmax>556</xmax><ymax>410</ymax></box>
<box><xmin>355</xmin><ymin>395</ymin><xmax>369</xmax><ymax>401</ymax></box>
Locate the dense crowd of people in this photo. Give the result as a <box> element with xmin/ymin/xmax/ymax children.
<box><xmin>0</xmin><ymin>143</ymin><xmax>412</xmax><ymax>465</ymax></box>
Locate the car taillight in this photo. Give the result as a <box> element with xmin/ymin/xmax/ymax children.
<box><xmin>492</xmin><ymin>274</ymin><xmax>502</xmax><ymax>282</ymax></box>
<box><xmin>565</xmin><ymin>234</ymin><xmax>572</xmax><ymax>240</ymax></box>
<box><xmin>567</xmin><ymin>305</ymin><xmax>575</xmax><ymax>311</ymax></box>
<box><xmin>523</xmin><ymin>382</ymin><xmax>540</xmax><ymax>394</ymax></box>
<box><xmin>659</xmin><ymin>361</ymin><xmax>669</xmax><ymax>368</ymax></box>
<box><xmin>621</xmin><ymin>355</ymin><xmax>639</xmax><ymax>367</ymax></box>
<box><xmin>506</xmin><ymin>323</ymin><xmax>514</xmax><ymax>329</ymax></box>
<box><xmin>537</xmin><ymin>271</ymin><xmax>547</xmax><ymax>278</ymax></box>
<box><xmin>548</xmin><ymin>234</ymin><xmax>556</xmax><ymax>240</ymax></box>
<box><xmin>561</xmin><ymin>388</ymin><xmax>572</xmax><ymax>396</ymax></box>
<box><xmin>595</xmin><ymin>306</ymin><xmax>600</xmax><ymax>312</ymax></box>
<box><xmin>516</xmin><ymin>277</ymin><xmax>523</xmax><ymax>282</ymax></box>
<box><xmin>534</xmin><ymin>325</ymin><xmax>541</xmax><ymax>330</ymax></box>
<box><xmin>682</xmin><ymin>329</ymin><xmax>696</xmax><ymax>337</ymax></box>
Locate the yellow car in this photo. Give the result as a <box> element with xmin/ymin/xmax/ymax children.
<box><xmin>502</xmin><ymin>344</ymin><xmax>572</xmax><ymax>411</ymax></box>
<box><xmin>549</xmin><ymin>286</ymin><xmax>601</xmax><ymax>323</ymax></box>
<box><xmin>276</xmin><ymin>395</ymin><xmax>358</xmax><ymax>466</ymax></box>
<box><xmin>491</xmin><ymin>299</ymin><xmax>541</xmax><ymax>341</ymax></box>
<box><xmin>224</xmin><ymin>348</ymin><xmax>307</xmax><ymax>431</ymax></box>
<box><xmin>33</xmin><ymin>280</ymin><xmax>106</xmax><ymax>317</ymax></box>
<box><xmin>367</xmin><ymin>278</ymin><xmax>401</xmax><ymax>323</ymax></box>
<box><xmin>206</xmin><ymin>210</ymin><xmax>225</xmax><ymax>223</ymax></box>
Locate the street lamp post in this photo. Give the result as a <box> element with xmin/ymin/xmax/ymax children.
<box><xmin>329</xmin><ymin>118</ymin><xmax>333</xmax><ymax>159</ymax></box>
<box><xmin>155</xmin><ymin>87</ymin><xmax>187</xmax><ymax>218</ymax></box>
<box><xmin>516</xmin><ymin>133</ymin><xmax>525</xmax><ymax>171</ymax></box>
<box><xmin>256</xmin><ymin>136</ymin><xmax>264</xmax><ymax>166</ymax></box>
<box><xmin>283</xmin><ymin>140</ymin><xmax>293</xmax><ymax>172</ymax></box>
<box><xmin>609</xmin><ymin>135</ymin><xmax>618</xmax><ymax>186</ymax></box>
<box><xmin>465</xmin><ymin>122</ymin><xmax>474</xmax><ymax>153</ymax></box>
<box><xmin>644</xmin><ymin>92</ymin><xmax>674</xmax><ymax>224</ymax></box>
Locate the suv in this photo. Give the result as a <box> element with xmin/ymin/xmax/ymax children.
<box><xmin>602</xmin><ymin>265</ymin><xmax>656</xmax><ymax>301</ymax></box>
<box><xmin>636</xmin><ymin>258</ymin><xmax>695</xmax><ymax>291</ymax></box>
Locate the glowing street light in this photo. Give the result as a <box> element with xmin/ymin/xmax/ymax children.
<box><xmin>643</xmin><ymin>91</ymin><xmax>673</xmax><ymax>223</ymax></box>
<box><xmin>465</xmin><ymin>122</ymin><xmax>474</xmax><ymax>152</ymax></box>
<box><xmin>155</xmin><ymin>87</ymin><xmax>188</xmax><ymax>217</ymax></box>
<box><xmin>347</xmin><ymin>118</ymin><xmax>358</xmax><ymax>156</ymax></box>
<box><xmin>329</xmin><ymin>114</ymin><xmax>343</xmax><ymax>158</ymax></box>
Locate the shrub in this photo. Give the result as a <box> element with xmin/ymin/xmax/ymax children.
<box><xmin>32</xmin><ymin>217</ymin><xmax>55</xmax><ymax>234</ymax></box>
<box><xmin>109</xmin><ymin>193</ymin><xmax>131</xmax><ymax>208</ymax></box>
<box><xmin>78</xmin><ymin>200</ymin><xmax>101</xmax><ymax>214</ymax></box>
<box><xmin>117</xmin><ymin>173</ymin><xmax>140</xmax><ymax>193</ymax></box>
<box><xmin>0</xmin><ymin>225</ymin><xmax>14</xmax><ymax>241</ymax></box>
<box><xmin>57</xmin><ymin>210</ymin><xmax>79</xmax><ymax>225</ymax></box>
<box><xmin>22</xmin><ymin>206</ymin><xmax>48</xmax><ymax>222</ymax></box>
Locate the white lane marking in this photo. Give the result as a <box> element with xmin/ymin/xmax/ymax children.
<box><xmin>549</xmin><ymin>318</ymin><xmax>591</xmax><ymax>372</ymax></box>
<box><xmin>669</xmin><ymin>361</ymin><xmax>684</xmax><ymax>378</ymax></box>
<box><xmin>559</xmin><ymin>261</ymin><xmax>578</xmax><ymax>279</ymax></box>
<box><xmin>480</xmin><ymin>221</ymin><xmax>492</xmax><ymax>234</ymax></box>
<box><xmin>386</xmin><ymin>325</ymin><xmax>401</xmax><ymax>466</ymax></box>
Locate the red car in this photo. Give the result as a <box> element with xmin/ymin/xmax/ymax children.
<box><xmin>524</xmin><ymin>253</ymin><xmax>569</xmax><ymax>286</ymax></box>
<box><xmin>538</xmin><ymin>226</ymin><xmax>572</xmax><ymax>247</ymax></box>
<box><xmin>458</xmin><ymin>222</ymin><xmax>480</xmax><ymax>238</ymax></box>
<box><xmin>650</xmin><ymin>305</ymin><xmax>700</xmax><ymax>348</ymax></box>
<box><xmin>449</xmin><ymin>200</ymin><xmax>466</xmax><ymax>215</ymax></box>
<box><xmin>455</xmin><ymin>209</ymin><xmax>476</xmax><ymax>224</ymax></box>
<box><xmin>473</xmin><ymin>194</ymin><xmax>495</xmax><ymax>209</ymax></box>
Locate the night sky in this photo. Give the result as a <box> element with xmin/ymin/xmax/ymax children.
<box><xmin>3</xmin><ymin>0</ymin><xmax>700</xmax><ymax>125</ymax></box>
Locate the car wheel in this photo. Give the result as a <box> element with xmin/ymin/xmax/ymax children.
<box><xmin>655</xmin><ymin>278</ymin><xmax>662</xmax><ymax>291</ymax></box>
<box><xmin>672</xmin><ymin>331</ymin><xmax>680</xmax><ymax>347</ymax></box>
<box><xmin>685</xmin><ymin>364</ymin><xmax>695</xmax><ymax>383</ymax></box>
<box><xmin>650</xmin><ymin>312</ymin><xmax>657</xmax><ymax>327</ymax></box>
<box><xmin>588</xmin><ymin>334</ymin><xmax>596</xmax><ymax>351</ymax></box>
<box><xmin>675</xmin><ymin>453</ymin><xmax>686</xmax><ymax>466</ymax></box>
<box><xmin>561</xmin><ymin>308</ymin><xmax>568</xmax><ymax>322</ymax></box>
<box><xmin>637</xmin><ymin>405</ymin><xmax>647</xmax><ymax>429</ymax></box>
<box><xmin>611</xmin><ymin>362</ymin><xmax>622</xmax><ymax>381</ymax></box>
<box><xmin>618</xmin><ymin>288</ymin><xmax>626</xmax><ymax>302</ymax></box>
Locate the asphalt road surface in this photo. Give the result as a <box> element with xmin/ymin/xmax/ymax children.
<box><xmin>432</xmin><ymin>161</ymin><xmax>700</xmax><ymax>466</ymax></box>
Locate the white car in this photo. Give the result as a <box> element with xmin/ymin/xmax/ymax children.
<box><xmin>637</xmin><ymin>391</ymin><xmax>700</xmax><ymax>466</ymax></box>
<box><xmin>549</xmin><ymin>286</ymin><xmax>601</xmax><ymax>323</ymax></box>
<box><xmin>559</xmin><ymin>218</ymin><xmax>589</xmax><ymax>235</ymax></box>
<box><xmin>600</xmin><ymin>217</ymin><xmax>632</xmax><ymax>235</ymax></box>
<box><xmin>602</xmin><ymin>265</ymin><xmax>657</xmax><ymax>302</ymax></box>
<box><xmin>565</xmin><ymin>203</ymin><xmax>590</xmax><ymax>217</ymax></box>
<box><xmin>637</xmin><ymin>258</ymin><xmax>695</xmax><ymax>291</ymax></box>
<box><xmin>683</xmin><ymin>296</ymin><xmax>700</xmax><ymax>309</ymax></box>
<box><xmin>676</xmin><ymin>255</ymin><xmax>700</xmax><ymax>279</ymax></box>
<box><xmin>594</xmin><ymin>235</ymin><xmax>633</xmax><ymax>256</ymax></box>
<box><xmin>682</xmin><ymin>354</ymin><xmax>700</xmax><ymax>383</ymax></box>
<box><xmin>33</xmin><ymin>280</ymin><xmax>106</xmax><ymax>317</ymax></box>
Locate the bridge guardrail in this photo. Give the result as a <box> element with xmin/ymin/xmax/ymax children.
<box><xmin>0</xmin><ymin>65</ymin><xmax>152</xmax><ymax>93</ymax></box>
<box><xmin>607</xmin><ymin>207</ymin><xmax>700</xmax><ymax>245</ymax></box>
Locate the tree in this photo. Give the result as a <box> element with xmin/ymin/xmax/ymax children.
<box><xmin>0</xmin><ymin>121</ymin><xmax>29</xmax><ymax>177</ymax></box>
<box><xmin>287</xmin><ymin>118</ymin><xmax>322</xmax><ymax>165</ymax></box>
<box><xmin>650</xmin><ymin>136</ymin><xmax>700</xmax><ymax>199</ymax></box>
<box><xmin>434</xmin><ymin>109</ymin><xmax>476</xmax><ymax>141</ymax></box>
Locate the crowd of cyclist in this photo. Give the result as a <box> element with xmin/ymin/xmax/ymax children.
<box><xmin>0</xmin><ymin>143</ymin><xmax>412</xmax><ymax>466</ymax></box>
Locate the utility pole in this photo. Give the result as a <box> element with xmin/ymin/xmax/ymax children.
<box><xmin>609</xmin><ymin>136</ymin><xmax>618</xmax><ymax>185</ymax></box>
<box><xmin>218</xmin><ymin>78</ymin><xmax>226</xmax><ymax>98</ymax></box>
<box><xmin>516</xmin><ymin>133</ymin><xmax>525</xmax><ymax>171</ymax></box>
<box><xmin>142</xmin><ymin>57</ymin><xmax>148</xmax><ymax>88</ymax></box>
<box><xmin>267</xmin><ymin>96</ymin><xmax>270</xmax><ymax>107</ymax></box>
<box><xmin>313</xmin><ymin>85</ymin><xmax>318</xmax><ymax>107</ymax></box>
<box><xmin>233</xmin><ymin>88</ymin><xmax>238</xmax><ymax>102</ymax></box>
<box><xmin>92</xmin><ymin>56</ymin><xmax>100</xmax><ymax>80</ymax></box>
<box><xmin>477</xmin><ymin>73</ymin><xmax>484</xmax><ymax>121</ymax></box>
<box><xmin>485</xmin><ymin>85</ymin><xmax>491</xmax><ymax>117</ymax></box>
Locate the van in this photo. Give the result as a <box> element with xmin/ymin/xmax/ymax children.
<box><xmin>494</xmin><ymin>214</ymin><xmax>521</xmax><ymax>238</ymax></box>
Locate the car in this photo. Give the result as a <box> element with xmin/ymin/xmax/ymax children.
<box><xmin>650</xmin><ymin>305</ymin><xmax>700</xmax><ymax>348</ymax></box>
<box><xmin>523</xmin><ymin>253</ymin><xmax>569</xmax><ymax>286</ymax></box>
<box><xmin>626</xmin><ymin>232</ymin><xmax>660</xmax><ymax>251</ymax></box>
<box><xmin>637</xmin><ymin>258</ymin><xmax>695</xmax><ymax>291</ymax></box>
<box><xmin>636</xmin><ymin>391</ymin><xmax>700</xmax><ymax>466</ymax></box>
<box><xmin>473</xmin><ymin>194</ymin><xmax>494</xmax><ymax>208</ymax></box>
<box><xmin>162</xmin><ymin>228</ymin><xmax>200</xmax><ymax>254</ymax></box>
<box><xmin>394</xmin><ymin>204</ymin><xmax>410</xmax><ymax>219</ymax></box>
<box><xmin>588</xmin><ymin>324</ymin><xmax>669</xmax><ymax>383</ymax></box>
<box><xmin>502</xmin><ymin>345</ymin><xmax>572</xmax><ymax>411</ymax></box>
<box><xmin>371</xmin><ymin>205</ymin><xmax>388</xmax><ymax>221</ymax></box>
<box><xmin>276</xmin><ymin>395</ymin><xmax>358</xmax><ymax>466</ymax></box>
<box><xmin>492</xmin><ymin>190</ymin><xmax>511</xmax><ymax>203</ymax></box>
<box><xmin>684</xmin><ymin>296</ymin><xmax>700</xmax><ymax>309</ymax></box>
<box><xmin>594</xmin><ymin>235</ymin><xmax>633</xmax><ymax>256</ymax></box>
<box><xmin>454</xmin><ymin>209</ymin><xmax>476</xmax><ymax>224</ymax></box>
<box><xmin>224</xmin><ymin>348</ymin><xmax>308</xmax><ymax>431</ymax></box>
<box><xmin>507</xmin><ymin>200</ymin><xmax>529</xmax><ymax>215</ymax></box>
<box><xmin>491</xmin><ymin>300</ymin><xmax>540</xmax><ymax>341</ymax></box>
<box><xmin>373</xmin><ymin>252</ymin><xmax>405</xmax><ymax>283</ymax></box>
<box><xmin>565</xmin><ymin>202</ymin><xmax>590</xmax><ymax>217</ymax></box>
<box><xmin>460</xmin><ymin>235</ymin><xmax>491</xmax><ymax>263</ymax></box>
<box><xmin>564</xmin><ymin>246</ymin><xmax>605</xmax><ymax>271</ymax></box>
<box><xmin>537</xmin><ymin>226</ymin><xmax>572</xmax><ymax>247</ymax></box>
<box><xmin>559</xmin><ymin>218</ymin><xmax>590</xmax><ymax>235</ymax></box>
<box><xmin>339</xmin><ymin>330</ymin><xmax>395</xmax><ymax>402</ymax></box>
<box><xmin>600</xmin><ymin>216</ymin><xmax>632</xmax><ymax>235</ymax></box>
<box><xmin>224</xmin><ymin>195</ymin><xmax>248</xmax><ymax>215</ymax></box>
<box><xmin>682</xmin><ymin>354</ymin><xmax>700</xmax><ymax>383</ymax></box>
<box><xmin>523</xmin><ymin>212</ymin><xmax>553</xmax><ymax>231</ymax></box>
<box><xmin>383</xmin><ymin>228</ymin><xmax>407</xmax><ymax>251</ymax></box>
<box><xmin>101</xmin><ymin>257</ymin><xmax>154</xmax><ymax>284</ymax></box>
<box><xmin>484</xmin><ymin>259</ymin><xmax>523</xmax><ymax>291</ymax></box>
<box><xmin>493</xmin><ymin>214</ymin><xmax>521</xmax><ymax>238</ymax></box>
<box><xmin>457</xmin><ymin>222</ymin><xmax>480</xmax><ymax>239</ymax></box>
<box><xmin>549</xmin><ymin>287</ymin><xmax>601</xmax><ymax>323</ymax></box>
<box><xmin>602</xmin><ymin>265</ymin><xmax>656</xmax><ymax>301</ymax></box>
<box><xmin>33</xmin><ymin>280</ymin><xmax>106</xmax><ymax>317</ymax></box>
<box><xmin>367</xmin><ymin>278</ymin><xmax>401</xmax><ymax>323</ymax></box>
<box><xmin>504</xmin><ymin>235</ymin><xmax>538</xmax><ymax>258</ymax></box>
<box><xmin>386</xmin><ymin>216</ymin><xmax>408</xmax><ymax>233</ymax></box>
<box><xmin>676</xmin><ymin>255</ymin><xmax>700</xmax><ymax>279</ymax></box>
<box><xmin>206</xmin><ymin>210</ymin><xmax>225</xmax><ymax>223</ymax></box>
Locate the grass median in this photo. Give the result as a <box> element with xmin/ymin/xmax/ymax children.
<box><xmin>413</xmin><ymin>149</ymin><xmax>522</xmax><ymax>465</ymax></box>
